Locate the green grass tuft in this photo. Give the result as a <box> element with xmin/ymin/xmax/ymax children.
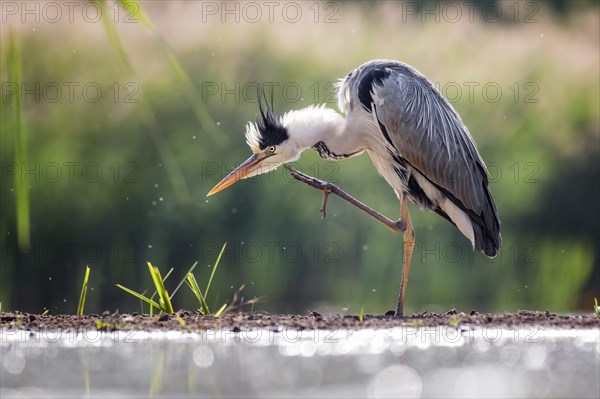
<box><xmin>116</xmin><ymin>243</ymin><xmax>229</xmax><ymax>315</ymax></box>
<box><xmin>116</xmin><ymin>262</ymin><xmax>174</xmax><ymax>314</ymax></box>
<box><xmin>594</xmin><ymin>298</ymin><xmax>598</xmax><ymax>318</ymax></box>
<box><xmin>186</xmin><ymin>273</ymin><xmax>209</xmax><ymax>315</ymax></box>
<box><xmin>186</xmin><ymin>243</ymin><xmax>228</xmax><ymax>316</ymax></box>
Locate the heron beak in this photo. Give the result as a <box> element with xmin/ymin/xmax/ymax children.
<box><xmin>207</xmin><ymin>153</ymin><xmax>266</xmax><ymax>196</ymax></box>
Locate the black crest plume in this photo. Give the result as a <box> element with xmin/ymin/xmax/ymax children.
<box><xmin>255</xmin><ymin>86</ymin><xmax>288</xmax><ymax>150</ymax></box>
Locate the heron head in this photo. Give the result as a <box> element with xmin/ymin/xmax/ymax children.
<box><xmin>207</xmin><ymin>105</ymin><xmax>301</xmax><ymax>196</ymax></box>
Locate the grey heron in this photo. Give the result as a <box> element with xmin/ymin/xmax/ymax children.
<box><xmin>207</xmin><ymin>59</ymin><xmax>501</xmax><ymax>317</ymax></box>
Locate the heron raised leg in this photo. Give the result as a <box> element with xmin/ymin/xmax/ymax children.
<box><xmin>286</xmin><ymin>166</ymin><xmax>412</xmax><ymax>317</ymax></box>
<box><xmin>397</xmin><ymin>195</ymin><xmax>415</xmax><ymax>318</ymax></box>
<box><xmin>286</xmin><ymin>167</ymin><xmax>406</xmax><ymax>232</ymax></box>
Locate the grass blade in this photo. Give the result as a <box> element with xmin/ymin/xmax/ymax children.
<box><xmin>116</xmin><ymin>284</ymin><xmax>161</xmax><ymax>309</ymax></box>
<box><xmin>98</xmin><ymin>1</ymin><xmax>193</xmax><ymax>204</ymax></box>
<box><xmin>7</xmin><ymin>33</ymin><xmax>30</xmax><ymax>250</ymax></box>
<box><xmin>213</xmin><ymin>303</ymin><xmax>227</xmax><ymax>318</ymax></box>
<box><xmin>147</xmin><ymin>262</ymin><xmax>163</xmax><ymax>294</ymax></box>
<box><xmin>148</xmin><ymin>263</ymin><xmax>174</xmax><ymax>313</ymax></box>
<box><xmin>115</xmin><ymin>0</ymin><xmax>152</xmax><ymax>28</ymax></box>
<box><xmin>159</xmin><ymin>40</ymin><xmax>222</xmax><ymax>143</ymax></box>
<box><xmin>147</xmin><ymin>263</ymin><xmax>162</xmax><ymax>315</ymax></box>
<box><xmin>97</xmin><ymin>0</ymin><xmax>133</xmax><ymax>75</ymax></box>
<box><xmin>149</xmin><ymin>266</ymin><xmax>174</xmax><ymax>310</ymax></box>
<box><xmin>171</xmin><ymin>261</ymin><xmax>198</xmax><ymax>297</ymax></box>
<box><xmin>186</xmin><ymin>273</ymin><xmax>209</xmax><ymax>315</ymax></box>
<box><xmin>110</xmin><ymin>0</ymin><xmax>222</xmax><ymax>142</ymax></box>
<box><xmin>77</xmin><ymin>266</ymin><xmax>91</xmax><ymax>316</ymax></box>
<box><xmin>205</xmin><ymin>243</ymin><xmax>227</xmax><ymax>298</ymax></box>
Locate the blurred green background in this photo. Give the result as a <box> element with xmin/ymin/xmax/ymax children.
<box><xmin>1</xmin><ymin>0</ymin><xmax>598</xmax><ymax>315</ymax></box>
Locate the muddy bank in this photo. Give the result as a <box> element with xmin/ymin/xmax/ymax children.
<box><xmin>1</xmin><ymin>309</ymin><xmax>599</xmax><ymax>333</ymax></box>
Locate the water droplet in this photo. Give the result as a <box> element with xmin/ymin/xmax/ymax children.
<box><xmin>154</xmin><ymin>183</ymin><xmax>159</xmax><ymax>188</ymax></box>
<box><xmin>372</xmin><ymin>289</ymin><xmax>376</xmax><ymax>292</ymax></box>
<box><xmin>148</xmin><ymin>245</ymin><xmax>153</xmax><ymax>249</ymax></box>
<box><xmin>231</xmin><ymin>208</ymin><xmax>237</xmax><ymax>214</ymax></box>
<box><xmin>216</xmin><ymin>121</ymin><xmax>221</xmax><ymax>126</ymax></box>
<box><xmin>369</xmin><ymin>365</ymin><xmax>422</xmax><ymax>398</ymax></box>
<box><xmin>152</xmin><ymin>201</ymin><xmax>157</xmax><ymax>206</ymax></box>
<box><xmin>192</xmin><ymin>136</ymin><xmax>196</xmax><ymax>139</ymax></box>
<box><xmin>72</xmin><ymin>49</ymin><xmax>76</xmax><ymax>53</ymax></box>
<box><xmin>3</xmin><ymin>350</ymin><xmax>25</xmax><ymax>375</ymax></box>
<box><xmin>63</xmin><ymin>299</ymin><xmax>67</xmax><ymax>303</ymax></box>
<box><xmin>48</xmin><ymin>277</ymin><xmax>52</xmax><ymax>281</ymax></box>
<box><xmin>159</xmin><ymin>197</ymin><xmax>164</xmax><ymax>201</ymax></box>
<box><xmin>362</xmin><ymin>245</ymin><xmax>368</xmax><ymax>250</ymax></box>
<box><xmin>193</xmin><ymin>345</ymin><xmax>214</xmax><ymax>368</ymax></box>
<box><xmin>524</xmin><ymin>345</ymin><xmax>547</xmax><ymax>369</ymax></box>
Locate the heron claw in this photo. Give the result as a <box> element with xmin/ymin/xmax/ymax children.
<box><xmin>320</xmin><ymin>189</ymin><xmax>331</xmax><ymax>219</ymax></box>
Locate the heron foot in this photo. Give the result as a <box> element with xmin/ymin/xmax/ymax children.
<box><xmin>385</xmin><ymin>309</ymin><xmax>408</xmax><ymax>319</ymax></box>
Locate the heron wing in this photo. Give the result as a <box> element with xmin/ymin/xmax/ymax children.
<box><xmin>364</xmin><ymin>63</ymin><xmax>500</xmax><ymax>254</ymax></box>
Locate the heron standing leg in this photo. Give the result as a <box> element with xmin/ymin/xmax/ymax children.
<box><xmin>396</xmin><ymin>195</ymin><xmax>415</xmax><ymax>318</ymax></box>
<box><xmin>286</xmin><ymin>166</ymin><xmax>414</xmax><ymax>315</ymax></box>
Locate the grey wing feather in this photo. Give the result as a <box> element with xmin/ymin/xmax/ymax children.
<box><xmin>373</xmin><ymin>64</ymin><xmax>501</xmax><ymax>254</ymax></box>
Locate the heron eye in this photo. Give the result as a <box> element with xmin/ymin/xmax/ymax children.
<box><xmin>267</xmin><ymin>146</ymin><xmax>276</xmax><ymax>154</ymax></box>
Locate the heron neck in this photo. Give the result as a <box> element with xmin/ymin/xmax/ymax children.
<box><xmin>284</xmin><ymin>106</ymin><xmax>363</xmax><ymax>155</ymax></box>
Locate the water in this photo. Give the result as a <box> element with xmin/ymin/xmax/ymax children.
<box><xmin>1</xmin><ymin>327</ymin><xmax>599</xmax><ymax>398</ymax></box>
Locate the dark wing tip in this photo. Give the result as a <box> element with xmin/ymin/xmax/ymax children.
<box><xmin>473</xmin><ymin>186</ymin><xmax>501</xmax><ymax>258</ymax></box>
